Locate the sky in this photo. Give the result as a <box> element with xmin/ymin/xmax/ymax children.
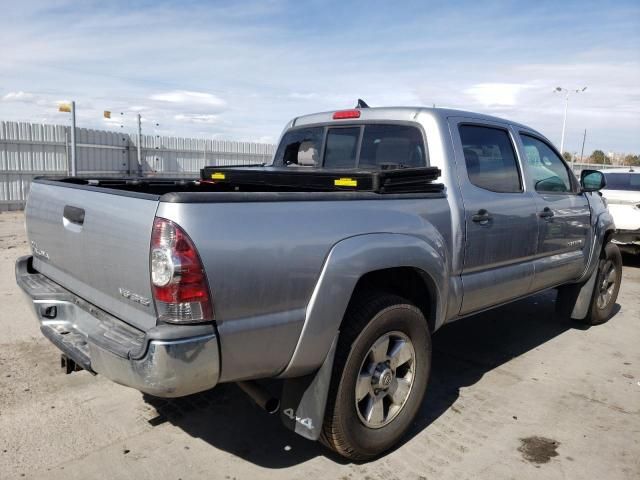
<box><xmin>1</xmin><ymin>0</ymin><xmax>639</xmax><ymax>153</ymax></box>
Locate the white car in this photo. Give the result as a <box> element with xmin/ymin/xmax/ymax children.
<box><xmin>601</xmin><ymin>168</ymin><xmax>640</xmax><ymax>253</ymax></box>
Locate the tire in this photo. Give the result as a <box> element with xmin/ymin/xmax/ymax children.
<box><xmin>320</xmin><ymin>291</ymin><xmax>431</xmax><ymax>461</ymax></box>
<box><xmin>578</xmin><ymin>242</ymin><xmax>623</xmax><ymax>325</ymax></box>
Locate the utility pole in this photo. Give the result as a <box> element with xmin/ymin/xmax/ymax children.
<box><xmin>70</xmin><ymin>101</ymin><xmax>77</xmax><ymax>176</ymax></box>
<box><xmin>136</xmin><ymin>113</ymin><xmax>142</xmax><ymax>177</ymax></box>
<box><xmin>580</xmin><ymin>129</ymin><xmax>587</xmax><ymax>163</ymax></box>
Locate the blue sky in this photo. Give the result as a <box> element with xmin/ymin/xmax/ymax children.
<box><xmin>1</xmin><ymin>0</ymin><xmax>639</xmax><ymax>153</ymax></box>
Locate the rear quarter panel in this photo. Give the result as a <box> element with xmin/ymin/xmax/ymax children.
<box><xmin>156</xmin><ymin>195</ymin><xmax>452</xmax><ymax>381</ymax></box>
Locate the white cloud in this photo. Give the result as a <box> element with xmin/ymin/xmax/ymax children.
<box><xmin>150</xmin><ymin>90</ymin><xmax>226</xmax><ymax>108</ymax></box>
<box><xmin>2</xmin><ymin>91</ymin><xmax>35</xmax><ymax>102</ymax></box>
<box><xmin>289</xmin><ymin>92</ymin><xmax>319</xmax><ymax>100</ymax></box>
<box><xmin>174</xmin><ymin>113</ymin><xmax>220</xmax><ymax>124</ymax></box>
<box><xmin>257</xmin><ymin>135</ymin><xmax>276</xmax><ymax>143</ymax></box>
<box><xmin>463</xmin><ymin>83</ymin><xmax>531</xmax><ymax>107</ymax></box>
<box><xmin>0</xmin><ymin>2</ymin><xmax>638</xmax><ymax>151</ymax></box>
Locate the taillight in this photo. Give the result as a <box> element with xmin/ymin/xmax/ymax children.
<box><xmin>333</xmin><ymin>109</ymin><xmax>361</xmax><ymax>119</ymax></box>
<box><xmin>150</xmin><ymin>217</ymin><xmax>213</xmax><ymax>324</ymax></box>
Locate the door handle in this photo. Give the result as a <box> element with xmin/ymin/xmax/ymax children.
<box><xmin>539</xmin><ymin>207</ymin><xmax>554</xmax><ymax>219</ymax></box>
<box><xmin>63</xmin><ymin>205</ymin><xmax>85</xmax><ymax>225</ymax></box>
<box><xmin>472</xmin><ymin>209</ymin><xmax>491</xmax><ymax>224</ymax></box>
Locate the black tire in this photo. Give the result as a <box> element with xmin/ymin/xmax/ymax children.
<box><xmin>320</xmin><ymin>291</ymin><xmax>431</xmax><ymax>461</ymax></box>
<box><xmin>578</xmin><ymin>242</ymin><xmax>623</xmax><ymax>325</ymax></box>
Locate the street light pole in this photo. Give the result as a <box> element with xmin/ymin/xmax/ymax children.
<box><xmin>554</xmin><ymin>86</ymin><xmax>587</xmax><ymax>155</ymax></box>
<box><xmin>560</xmin><ymin>92</ymin><xmax>569</xmax><ymax>154</ymax></box>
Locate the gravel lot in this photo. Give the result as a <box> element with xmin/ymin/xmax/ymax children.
<box><xmin>0</xmin><ymin>211</ymin><xmax>638</xmax><ymax>480</ymax></box>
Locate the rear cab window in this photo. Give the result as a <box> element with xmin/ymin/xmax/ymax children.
<box><xmin>273</xmin><ymin>124</ymin><xmax>427</xmax><ymax>169</ymax></box>
<box><xmin>324</xmin><ymin>127</ymin><xmax>360</xmax><ymax>169</ymax></box>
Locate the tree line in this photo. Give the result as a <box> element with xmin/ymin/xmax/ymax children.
<box><xmin>562</xmin><ymin>150</ymin><xmax>640</xmax><ymax>166</ymax></box>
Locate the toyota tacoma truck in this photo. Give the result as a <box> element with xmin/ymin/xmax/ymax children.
<box><xmin>16</xmin><ymin>106</ymin><xmax>621</xmax><ymax>461</ymax></box>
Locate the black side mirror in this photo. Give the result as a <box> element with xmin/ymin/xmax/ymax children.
<box><xmin>580</xmin><ymin>169</ymin><xmax>606</xmax><ymax>192</ymax></box>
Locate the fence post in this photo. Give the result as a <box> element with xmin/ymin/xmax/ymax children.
<box><xmin>65</xmin><ymin>128</ymin><xmax>70</xmax><ymax>175</ymax></box>
<box><xmin>70</xmin><ymin>101</ymin><xmax>77</xmax><ymax>176</ymax></box>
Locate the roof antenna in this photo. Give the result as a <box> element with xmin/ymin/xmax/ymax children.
<box><xmin>356</xmin><ymin>99</ymin><xmax>370</xmax><ymax>109</ymax></box>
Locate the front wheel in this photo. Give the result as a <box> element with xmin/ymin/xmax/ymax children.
<box><xmin>320</xmin><ymin>292</ymin><xmax>431</xmax><ymax>461</ymax></box>
<box><xmin>579</xmin><ymin>242</ymin><xmax>623</xmax><ymax>325</ymax></box>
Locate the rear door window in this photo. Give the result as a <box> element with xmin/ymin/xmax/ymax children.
<box><xmin>459</xmin><ymin>125</ymin><xmax>522</xmax><ymax>193</ymax></box>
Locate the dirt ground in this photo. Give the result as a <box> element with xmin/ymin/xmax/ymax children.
<box><xmin>0</xmin><ymin>211</ymin><xmax>638</xmax><ymax>480</ymax></box>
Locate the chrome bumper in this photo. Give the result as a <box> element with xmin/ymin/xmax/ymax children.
<box><xmin>15</xmin><ymin>256</ymin><xmax>220</xmax><ymax>398</ymax></box>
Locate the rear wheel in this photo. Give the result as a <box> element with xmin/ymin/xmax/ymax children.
<box><xmin>579</xmin><ymin>242</ymin><xmax>622</xmax><ymax>325</ymax></box>
<box><xmin>320</xmin><ymin>292</ymin><xmax>431</xmax><ymax>461</ymax></box>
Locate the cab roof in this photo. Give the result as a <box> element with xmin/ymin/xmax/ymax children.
<box><xmin>291</xmin><ymin>106</ymin><xmax>533</xmax><ymax>131</ymax></box>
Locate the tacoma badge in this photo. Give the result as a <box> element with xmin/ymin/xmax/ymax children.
<box><xmin>118</xmin><ymin>288</ymin><xmax>151</xmax><ymax>306</ymax></box>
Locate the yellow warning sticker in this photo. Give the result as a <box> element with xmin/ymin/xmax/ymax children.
<box><xmin>334</xmin><ymin>177</ymin><xmax>357</xmax><ymax>187</ymax></box>
<box><xmin>211</xmin><ymin>172</ymin><xmax>226</xmax><ymax>180</ymax></box>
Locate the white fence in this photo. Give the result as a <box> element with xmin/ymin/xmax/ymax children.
<box><xmin>0</xmin><ymin>121</ymin><xmax>275</xmax><ymax>209</ymax></box>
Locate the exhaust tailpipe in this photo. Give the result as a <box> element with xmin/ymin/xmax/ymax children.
<box><xmin>237</xmin><ymin>381</ymin><xmax>280</xmax><ymax>414</ymax></box>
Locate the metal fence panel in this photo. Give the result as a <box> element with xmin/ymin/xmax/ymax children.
<box><xmin>0</xmin><ymin>120</ymin><xmax>275</xmax><ymax>209</ymax></box>
<box><xmin>570</xmin><ymin>162</ymin><xmax>622</xmax><ymax>175</ymax></box>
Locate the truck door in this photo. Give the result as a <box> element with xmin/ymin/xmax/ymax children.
<box><xmin>449</xmin><ymin>118</ymin><xmax>538</xmax><ymax>315</ymax></box>
<box><xmin>516</xmin><ymin>132</ymin><xmax>591</xmax><ymax>291</ymax></box>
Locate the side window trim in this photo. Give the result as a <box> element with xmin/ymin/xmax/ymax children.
<box><xmin>458</xmin><ymin>122</ymin><xmax>525</xmax><ymax>194</ymax></box>
<box><xmin>353</xmin><ymin>125</ymin><xmax>365</xmax><ymax>168</ymax></box>
<box><xmin>518</xmin><ymin>131</ymin><xmax>579</xmax><ymax>194</ymax></box>
<box><xmin>319</xmin><ymin>126</ymin><xmax>328</xmax><ymax>166</ymax></box>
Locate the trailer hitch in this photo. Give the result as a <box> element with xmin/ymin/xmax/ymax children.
<box><xmin>61</xmin><ymin>354</ymin><xmax>83</xmax><ymax>374</ymax></box>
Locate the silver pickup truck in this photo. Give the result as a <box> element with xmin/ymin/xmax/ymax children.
<box><xmin>16</xmin><ymin>106</ymin><xmax>622</xmax><ymax>460</ymax></box>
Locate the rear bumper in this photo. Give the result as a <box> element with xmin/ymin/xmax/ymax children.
<box><xmin>15</xmin><ymin>256</ymin><xmax>220</xmax><ymax>397</ymax></box>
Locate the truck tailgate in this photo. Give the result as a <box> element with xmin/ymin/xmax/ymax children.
<box><xmin>25</xmin><ymin>180</ymin><xmax>160</xmax><ymax>330</ymax></box>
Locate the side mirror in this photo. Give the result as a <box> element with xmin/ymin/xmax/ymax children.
<box><xmin>580</xmin><ymin>169</ymin><xmax>606</xmax><ymax>192</ymax></box>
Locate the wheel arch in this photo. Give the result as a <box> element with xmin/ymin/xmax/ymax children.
<box><xmin>347</xmin><ymin>266</ymin><xmax>437</xmax><ymax>334</ymax></box>
<box><xmin>279</xmin><ymin>232</ymin><xmax>447</xmax><ymax>379</ymax></box>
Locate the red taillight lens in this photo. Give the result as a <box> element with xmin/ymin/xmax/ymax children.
<box><xmin>333</xmin><ymin>109</ymin><xmax>361</xmax><ymax>119</ymax></box>
<box><xmin>150</xmin><ymin>217</ymin><xmax>213</xmax><ymax>324</ymax></box>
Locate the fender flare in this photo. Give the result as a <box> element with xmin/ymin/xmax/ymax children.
<box><xmin>578</xmin><ymin>208</ymin><xmax>615</xmax><ymax>283</ymax></box>
<box><xmin>279</xmin><ymin>232</ymin><xmax>448</xmax><ymax>379</ymax></box>
<box><xmin>558</xmin><ymin>209</ymin><xmax>616</xmax><ymax>320</ymax></box>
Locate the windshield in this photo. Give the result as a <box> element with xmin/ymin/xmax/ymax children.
<box><xmin>603</xmin><ymin>172</ymin><xmax>640</xmax><ymax>191</ymax></box>
<box><xmin>273</xmin><ymin>124</ymin><xmax>427</xmax><ymax>169</ymax></box>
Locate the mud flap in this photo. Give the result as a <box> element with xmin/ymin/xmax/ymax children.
<box><xmin>557</xmin><ymin>267</ymin><xmax>599</xmax><ymax>320</ymax></box>
<box><xmin>280</xmin><ymin>334</ymin><xmax>338</xmax><ymax>440</ymax></box>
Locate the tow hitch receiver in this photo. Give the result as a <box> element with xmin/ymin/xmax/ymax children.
<box><xmin>61</xmin><ymin>354</ymin><xmax>83</xmax><ymax>374</ymax></box>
